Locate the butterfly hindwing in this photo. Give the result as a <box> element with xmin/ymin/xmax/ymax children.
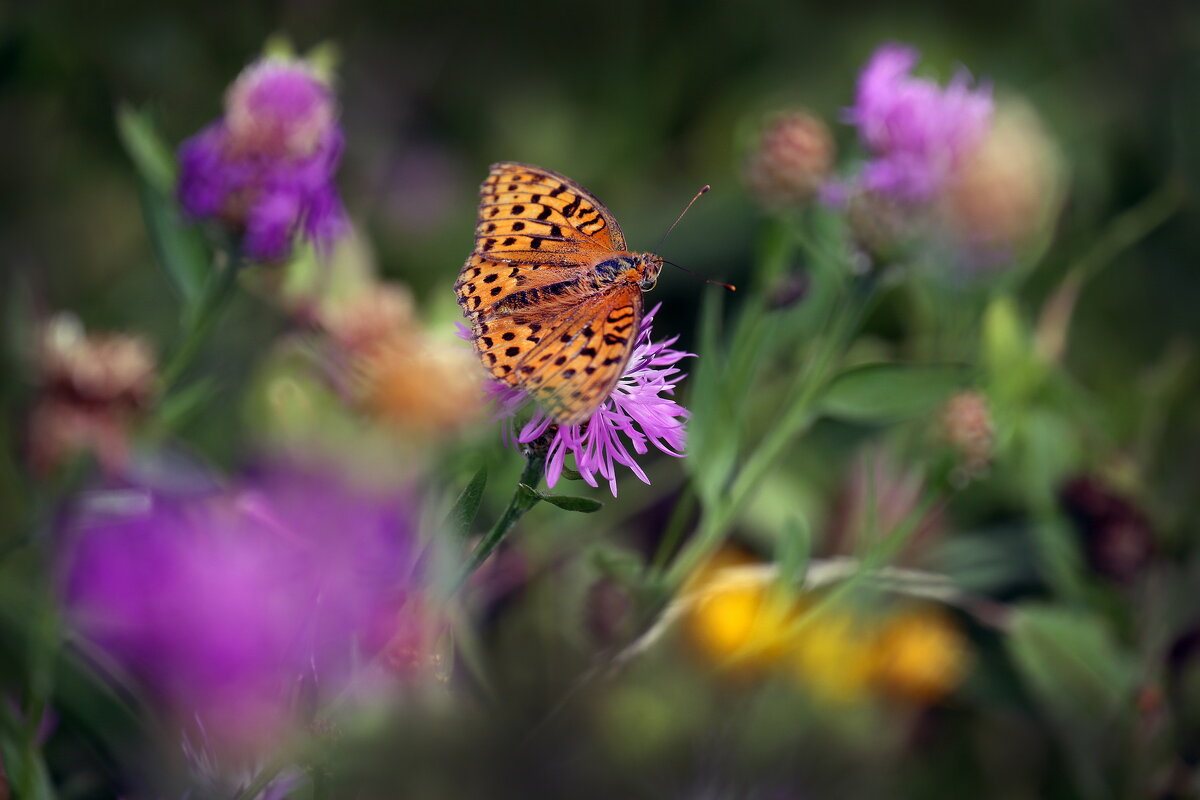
<box><xmin>513</xmin><ymin>284</ymin><xmax>643</xmax><ymax>426</ymax></box>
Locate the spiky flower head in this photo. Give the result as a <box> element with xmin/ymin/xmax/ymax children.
<box><xmin>481</xmin><ymin>304</ymin><xmax>692</xmax><ymax>497</ymax></box>
<box><xmin>178</xmin><ymin>53</ymin><xmax>346</xmax><ymax>262</ymax></box>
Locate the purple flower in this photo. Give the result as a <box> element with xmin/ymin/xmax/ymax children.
<box><xmin>842</xmin><ymin>43</ymin><xmax>993</xmax><ymax>202</ymax></box>
<box><xmin>177</xmin><ymin>56</ymin><xmax>346</xmax><ymax>261</ymax></box>
<box><xmin>485</xmin><ymin>304</ymin><xmax>692</xmax><ymax>497</ymax></box>
<box><xmin>58</xmin><ymin>465</ymin><xmax>430</xmax><ymax>761</ymax></box>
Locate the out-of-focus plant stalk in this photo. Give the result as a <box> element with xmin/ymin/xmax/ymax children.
<box><xmin>665</xmin><ymin>272</ymin><xmax>876</xmax><ymax>589</ymax></box>
<box><xmin>450</xmin><ymin>452</ymin><xmax>547</xmax><ymax>594</ymax></box>
<box><xmin>160</xmin><ymin>247</ymin><xmax>242</xmax><ymax>391</ymax></box>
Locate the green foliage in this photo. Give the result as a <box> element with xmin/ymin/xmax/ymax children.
<box><xmin>821</xmin><ymin>363</ymin><xmax>973</xmax><ymax>423</ymax></box>
<box><xmin>117</xmin><ymin>106</ymin><xmax>211</xmax><ymax>306</ymax></box>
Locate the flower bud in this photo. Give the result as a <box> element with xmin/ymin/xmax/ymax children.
<box><xmin>939</xmin><ymin>99</ymin><xmax>1062</xmax><ymax>252</ymax></box>
<box><xmin>319</xmin><ymin>283</ymin><xmax>417</xmax><ymax>355</ymax></box>
<box><xmin>742</xmin><ymin>111</ymin><xmax>835</xmax><ymax>208</ymax></box>
<box><xmin>940</xmin><ymin>390</ymin><xmax>993</xmax><ymax>481</ymax></box>
<box><xmin>39</xmin><ymin>314</ymin><xmax>156</xmax><ymax>407</ymax></box>
<box><xmin>29</xmin><ymin>315</ymin><xmax>156</xmax><ymax>475</ymax></box>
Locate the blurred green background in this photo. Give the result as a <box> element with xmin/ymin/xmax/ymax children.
<box><xmin>2</xmin><ymin>3</ymin><xmax>1200</xmax><ymax>797</ymax></box>
<box><xmin>4</xmin><ymin>0</ymin><xmax>1198</xmax><ymax>499</ymax></box>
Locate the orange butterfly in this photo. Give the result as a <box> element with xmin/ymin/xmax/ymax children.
<box><xmin>455</xmin><ymin>162</ymin><xmax>664</xmax><ymax>426</ymax></box>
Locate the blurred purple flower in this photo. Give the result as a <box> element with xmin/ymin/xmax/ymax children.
<box><xmin>178</xmin><ymin>57</ymin><xmax>346</xmax><ymax>261</ymax></box>
<box><xmin>843</xmin><ymin>42</ymin><xmax>993</xmax><ymax>202</ymax></box>
<box><xmin>482</xmin><ymin>304</ymin><xmax>692</xmax><ymax>497</ymax></box>
<box><xmin>58</xmin><ymin>466</ymin><xmax>427</xmax><ymax>760</ymax></box>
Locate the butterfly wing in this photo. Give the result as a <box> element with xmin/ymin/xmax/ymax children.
<box><xmin>475</xmin><ymin>162</ymin><xmax>627</xmax><ymax>259</ymax></box>
<box><xmin>513</xmin><ymin>283</ymin><xmax>643</xmax><ymax>426</ymax></box>
<box><xmin>456</xmin><ymin>162</ymin><xmax>640</xmax><ymax>424</ymax></box>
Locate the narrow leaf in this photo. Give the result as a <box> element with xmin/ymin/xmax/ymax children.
<box><xmin>821</xmin><ymin>363</ymin><xmax>972</xmax><ymax>422</ymax></box>
<box><xmin>137</xmin><ymin>179</ymin><xmax>210</xmax><ymax>306</ymax></box>
<box><xmin>115</xmin><ymin>105</ymin><xmax>177</xmax><ymax>194</ymax></box>
<box><xmin>447</xmin><ymin>465</ymin><xmax>488</xmax><ymax>538</ymax></box>
<box><xmin>541</xmin><ymin>494</ymin><xmax>603</xmax><ymax>513</ymax></box>
<box><xmin>777</xmin><ymin>514</ymin><xmax>811</xmax><ymax>586</ymax></box>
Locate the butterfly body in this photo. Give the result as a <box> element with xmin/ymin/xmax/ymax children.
<box><xmin>456</xmin><ymin>163</ymin><xmax>661</xmax><ymax>426</ymax></box>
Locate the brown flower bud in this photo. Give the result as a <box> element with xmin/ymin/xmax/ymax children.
<box><xmin>39</xmin><ymin>314</ymin><xmax>156</xmax><ymax>407</ymax></box>
<box><xmin>743</xmin><ymin>111</ymin><xmax>835</xmax><ymax>209</ymax></box>
<box><xmin>28</xmin><ymin>315</ymin><xmax>157</xmax><ymax>475</ymax></box>
<box><xmin>940</xmin><ymin>390</ymin><xmax>993</xmax><ymax>481</ymax></box>
<box><xmin>939</xmin><ymin>100</ymin><xmax>1063</xmax><ymax>251</ymax></box>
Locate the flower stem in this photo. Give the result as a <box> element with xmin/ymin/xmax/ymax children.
<box><xmin>450</xmin><ymin>452</ymin><xmax>547</xmax><ymax>595</ymax></box>
<box><xmin>664</xmin><ymin>274</ymin><xmax>875</xmax><ymax>589</ymax></box>
<box><xmin>160</xmin><ymin>247</ymin><xmax>242</xmax><ymax>391</ymax></box>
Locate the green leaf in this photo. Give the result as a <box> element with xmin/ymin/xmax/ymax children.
<box><xmin>117</xmin><ymin>106</ymin><xmax>210</xmax><ymax>305</ymax></box>
<box><xmin>447</xmin><ymin>465</ymin><xmax>488</xmax><ymax>538</ymax></box>
<box><xmin>153</xmin><ymin>378</ymin><xmax>218</xmax><ymax>433</ymax></box>
<box><xmin>541</xmin><ymin>494</ymin><xmax>603</xmax><ymax>513</ymax></box>
<box><xmin>116</xmin><ymin>105</ymin><xmax>177</xmax><ymax>194</ymax></box>
<box><xmin>776</xmin><ymin>514</ymin><xmax>811</xmax><ymax>586</ymax></box>
<box><xmin>515</xmin><ymin>483</ymin><xmax>544</xmax><ymax>509</ymax></box>
<box><xmin>1006</xmin><ymin>604</ymin><xmax>1135</xmax><ymax>796</ymax></box>
<box><xmin>821</xmin><ymin>363</ymin><xmax>972</xmax><ymax>422</ymax></box>
<box><xmin>137</xmin><ymin>179</ymin><xmax>210</xmax><ymax>307</ymax></box>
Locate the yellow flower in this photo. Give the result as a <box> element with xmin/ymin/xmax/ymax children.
<box><xmin>872</xmin><ymin>607</ymin><xmax>969</xmax><ymax>704</ymax></box>
<box><xmin>790</xmin><ymin>605</ymin><xmax>877</xmax><ymax>704</ymax></box>
<box><xmin>683</xmin><ymin>550</ymin><xmax>796</xmax><ymax>673</ymax></box>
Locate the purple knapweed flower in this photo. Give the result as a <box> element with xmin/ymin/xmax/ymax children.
<box><xmin>57</xmin><ymin>465</ymin><xmax>432</xmax><ymax>763</ymax></box>
<box><xmin>177</xmin><ymin>56</ymin><xmax>346</xmax><ymax>261</ymax></box>
<box><xmin>841</xmin><ymin>42</ymin><xmax>993</xmax><ymax>203</ymax></box>
<box><xmin>477</xmin><ymin>304</ymin><xmax>692</xmax><ymax>497</ymax></box>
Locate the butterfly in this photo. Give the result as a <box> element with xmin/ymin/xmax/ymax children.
<box><xmin>455</xmin><ymin>162</ymin><xmax>664</xmax><ymax>426</ymax></box>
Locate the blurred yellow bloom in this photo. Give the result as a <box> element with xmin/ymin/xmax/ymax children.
<box><xmin>791</xmin><ymin>605</ymin><xmax>877</xmax><ymax>704</ymax></box>
<box><xmin>872</xmin><ymin>607</ymin><xmax>969</xmax><ymax>704</ymax></box>
<box><xmin>683</xmin><ymin>550</ymin><xmax>796</xmax><ymax>673</ymax></box>
<box><xmin>685</xmin><ymin>574</ymin><xmax>795</xmax><ymax>673</ymax></box>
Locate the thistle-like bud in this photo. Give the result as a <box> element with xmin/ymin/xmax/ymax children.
<box><xmin>28</xmin><ymin>315</ymin><xmax>156</xmax><ymax>475</ymax></box>
<box><xmin>939</xmin><ymin>100</ymin><xmax>1062</xmax><ymax>253</ymax></box>
<box><xmin>742</xmin><ymin>111</ymin><xmax>835</xmax><ymax>209</ymax></box>
<box><xmin>940</xmin><ymin>390</ymin><xmax>994</xmax><ymax>481</ymax></box>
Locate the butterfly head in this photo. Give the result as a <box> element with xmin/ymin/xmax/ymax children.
<box><xmin>634</xmin><ymin>253</ymin><xmax>663</xmax><ymax>292</ymax></box>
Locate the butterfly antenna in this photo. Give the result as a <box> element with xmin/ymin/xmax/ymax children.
<box><xmin>655</xmin><ymin>184</ymin><xmax>710</xmax><ymax>253</ymax></box>
<box><xmin>662</xmin><ymin>259</ymin><xmax>736</xmax><ymax>291</ymax></box>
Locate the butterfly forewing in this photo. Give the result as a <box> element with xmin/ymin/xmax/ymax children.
<box><xmin>476</xmin><ymin>163</ymin><xmax>627</xmax><ymax>256</ymax></box>
<box><xmin>457</xmin><ymin>162</ymin><xmax>647</xmax><ymax>425</ymax></box>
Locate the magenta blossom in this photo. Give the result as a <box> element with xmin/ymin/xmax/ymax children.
<box><xmin>177</xmin><ymin>56</ymin><xmax>346</xmax><ymax>261</ymax></box>
<box><xmin>472</xmin><ymin>304</ymin><xmax>692</xmax><ymax>497</ymax></box>
<box><xmin>841</xmin><ymin>42</ymin><xmax>993</xmax><ymax>203</ymax></box>
<box><xmin>58</xmin><ymin>465</ymin><xmax>429</xmax><ymax>761</ymax></box>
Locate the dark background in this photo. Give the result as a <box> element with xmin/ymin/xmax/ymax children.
<box><xmin>1</xmin><ymin>0</ymin><xmax>1197</xmax><ymax>469</ymax></box>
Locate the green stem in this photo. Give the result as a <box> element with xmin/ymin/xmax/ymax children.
<box><xmin>664</xmin><ymin>274</ymin><xmax>875</xmax><ymax>589</ymax></box>
<box><xmin>1072</xmin><ymin>175</ymin><xmax>1186</xmax><ymax>283</ymax></box>
<box><xmin>160</xmin><ymin>248</ymin><xmax>242</xmax><ymax>391</ymax></box>
<box><xmin>450</xmin><ymin>453</ymin><xmax>547</xmax><ymax>595</ymax></box>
